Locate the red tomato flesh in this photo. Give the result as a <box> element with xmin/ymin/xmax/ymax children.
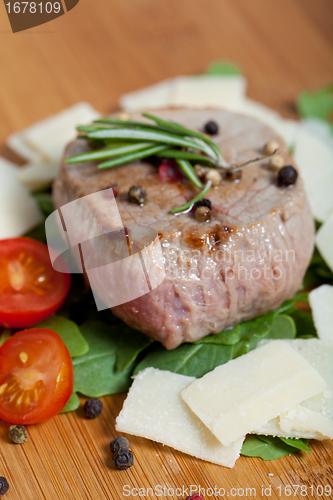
<box><xmin>0</xmin><ymin>328</ymin><xmax>74</xmax><ymax>424</ymax></box>
<box><xmin>0</xmin><ymin>237</ymin><xmax>71</xmax><ymax>328</ymax></box>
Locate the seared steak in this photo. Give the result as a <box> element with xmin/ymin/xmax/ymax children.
<box><xmin>53</xmin><ymin>109</ymin><xmax>314</xmax><ymax>349</ymax></box>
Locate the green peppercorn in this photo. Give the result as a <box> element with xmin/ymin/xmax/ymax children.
<box><xmin>128</xmin><ymin>185</ymin><xmax>147</xmax><ymax>205</ymax></box>
<box><xmin>112</xmin><ymin>448</ymin><xmax>134</xmax><ymax>470</ymax></box>
<box><xmin>110</xmin><ymin>436</ymin><xmax>130</xmax><ymax>454</ymax></box>
<box><xmin>9</xmin><ymin>425</ymin><xmax>27</xmax><ymax>444</ymax></box>
<box><xmin>83</xmin><ymin>398</ymin><xmax>103</xmax><ymax>419</ymax></box>
<box><xmin>0</xmin><ymin>477</ymin><xmax>9</xmax><ymax>497</ymax></box>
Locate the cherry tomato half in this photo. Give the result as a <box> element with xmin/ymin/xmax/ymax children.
<box><xmin>0</xmin><ymin>237</ymin><xmax>71</xmax><ymax>328</ymax></box>
<box><xmin>0</xmin><ymin>328</ymin><xmax>74</xmax><ymax>424</ymax></box>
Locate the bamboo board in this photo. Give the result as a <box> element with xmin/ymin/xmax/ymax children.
<box><xmin>0</xmin><ymin>0</ymin><xmax>333</xmax><ymax>498</ymax></box>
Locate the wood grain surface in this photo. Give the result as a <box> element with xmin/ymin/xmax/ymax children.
<box><xmin>0</xmin><ymin>1</ymin><xmax>333</xmax><ymax>499</ymax></box>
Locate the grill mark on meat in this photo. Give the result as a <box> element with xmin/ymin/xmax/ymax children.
<box><xmin>124</xmin><ymin>226</ymin><xmax>132</xmax><ymax>255</ymax></box>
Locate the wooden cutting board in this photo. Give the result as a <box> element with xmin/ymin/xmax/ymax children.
<box><xmin>0</xmin><ymin>0</ymin><xmax>333</xmax><ymax>498</ymax></box>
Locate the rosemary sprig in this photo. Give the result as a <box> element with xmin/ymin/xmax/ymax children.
<box><xmin>66</xmin><ymin>113</ymin><xmax>278</xmax><ymax>215</ymax></box>
<box><xmin>170</xmin><ymin>181</ymin><xmax>212</xmax><ymax>214</ymax></box>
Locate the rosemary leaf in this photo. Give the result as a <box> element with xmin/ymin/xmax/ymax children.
<box><xmin>170</xmin><ymin>180</ymin><xmax>212</xmax><ymax>214</ymax></box>
<box><xmin>98</xmin><ymin>144</ymin><xmax>169</xmax><ymax>169</ymax></box>
<box><xmin>176</xmin><ymin>159</ymin><xmax>203</xmax><ymax>189</ymax></box>
<box><xmin>143</xmin><ymin>113</ymin><xmax>227</xmax><ymax>165</ymax></box>
<box><xmin>66</xmin><ymin>142</ymin><xmax>156</xmax><ymax>164</ymax></box>
<box><xmin>88</xmin><ymin>128</ymin><xmax>213</xmax><ymax>156</ymax></box>
<box><xmin>156</xmin><ymin>149</ymin><xmax>215</xmax><ymax>165</ymax></box>
<box><xmin>76</xmin><ymin>125</ymin><xmax>108</xmax><ymax>132</ymax></box>
<box><xmin>95</xmin><ymin>118</ymin><xmax>181</xmax><ymax>135</ymax></box>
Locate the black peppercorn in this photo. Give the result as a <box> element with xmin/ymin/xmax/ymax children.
<box><xmin>112</xmin><ymin>448</ymin><xmax>134</xmax><ymax>470</ymax></box>
<box><xmin>83</xmin><ymin>398</ymin><xmax>103</xmax><ymax>419</ymax></box>
<box><xmin>225</xmin><ymin>169</ymin><xmax>242</xmax><ymax>181</ymax></box>
<box><xmin>277</xmin><ymin>165</ymin><xmax>298</xmax><ymax>187</ymax></box>
<box><xmin>9</xmin><ymin>424</ymin><xmax>27</xmax><ymax>444</ymax></box>
<box><xmin>204</xmin><ymin>120</ymin><xmax>219</xmax><ymax>135</ymax></box>
<box><xmin>194</xmin><ymin>198</ymin><xmax>212</xmax><ymax>210</ymax></box>
<box><xmin>0</xmin><ymin>477</ymin><xmax>9</xmax><ymax>497</ymax></box>
<box><xmin>128</xmin><ymin>185</ymin><xmax>147</xmax><ymax>205</ymax></box>
<box><xmin>110</xmin><ymin>436</ymin><xmax>130</xmax><ymax>454</ymax></box>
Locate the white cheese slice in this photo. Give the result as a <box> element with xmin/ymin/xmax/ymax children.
<box><xmin>309</xmin><ymin>285</ymin><xmax>333</xmax><ymax>342</ymax></box>
<box><xmin>238</xmin><ymin>99</ymin><xmax>299</xmax><ymax>147</ymax></box>
<box><xmin>255</xmin><ymin>406</ymin><xmax>333</xmax><ymax>440</ymax></box>
<box><xmin>294</xmin><ymin>125</ymin><xmax>333</xmax><ymax>222</ymax></box>
<box><xmin>316</xmin><ymin>212</ymin><xmax>333</xmax><ymax>273</ymax></box>
<box><xmin>255</xmin><ymin>339</ymin><xmax>333</xmax><ymax>439</ymax></box>
<box><xmin>181</xmin><ymin>341</ymin><xmax>326</xmax><ymax>447</ymax></box>
<box><xmin>0</xmin><ymin>170</ymin><xmax>43</xmax><ymax>239</ymax></box>
<box><xmin>115</xmin><ymin>368</ymin><xmax>244</xmax><ymax>468</ymax></box>
<box><xmin>0</xmin><ymin>156</ymin><xmax>58</xmax><ymax>192</ymax></box>
<box><xmin>280</xmin><ymin>406</ymin><xmax>333</xmax><ymax>440</ymax></box>
<box><xmin>8</xmin><ymin>102</ymin><xmax>100</xmax><ymax>166</ymax></box>
<box><xmin>169</xmin><ymin>75</ymin><xmax>247</xmax><ymax>110</ymax></box>
<box><xmin>7</xmin><ymin>132</ymin><xmax>42</xmax><ymax>163</ymax></box>
<box><xmin>120</xmin><ymin>79</ymin><xmax>174</xmax><ymax>112</ymax></box>
<box><xmin>288</xmin><ymin>339</ymin><xmax>333</xmax><ymax>419</ymax></box>
<box><xmin>14</xmin><ymin>160</ymin><xmax>59</xmax><ymax>192</ymax></box>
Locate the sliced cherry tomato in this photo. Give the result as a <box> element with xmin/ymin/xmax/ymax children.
<box><xmin>0</xmin><ymin>328</ymin><xmax>74</xmax><ymax>424</ymax></box>
<box><xmin>0</xmin><ymin>237</ymin><xmax>71</xmax><ymax>328</ymax></box>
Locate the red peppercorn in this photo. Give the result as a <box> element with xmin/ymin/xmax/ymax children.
<box><xmin>158</xmin><ymin>160</ymin><xmax>182</xmax><ymax>183</ymax></box>
<box><xmin>185</xmin><ymin>495</ymin><xmax>205</xmax><ymax>500</ymax></box>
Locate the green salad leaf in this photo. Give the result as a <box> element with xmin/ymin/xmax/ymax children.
<box><xmin>241</xmin><ymin>435</ymin><xmax>311</xmax><ymax>460</ymax></box>
<box><xmin>297</xmin><ymin>84</ymin><xmax>333</xmax><ymax>124</ymax></box>
<box><xmin>60</xmin><ymin>392</ymin><xmax>80</xmax><ymax>414</ymax></box>
<box><xmin>291</xmin><ymin>309</ymin><xmax>317</xmax><ymax>339</ymax></box>
<box><xmin>115</xmin><ymin>327</ymin><xmax>154</xmax><ymax>372</ymax></box>
<box><xmin>206</xmin><ymin>61</ymin><xmax>242</xmax><ymax>76</ymax></box>
<box><xmin>72</xmin><ymin>321</ymin><xmax>135</xmax><ymax>398</ymax></box>
<box><xmin>36</xmin><ymin>315</ymin><xmax>89</xmax><ymax>358</ymax></box>
<box><xmin>279</xmin><ymin>437</ymin><xmax>312</xmax><ymax>452</ymax></box>
<box><xmin>32</xmin><ymin>192</ymin><xmax>54</xmax><ymax>216</ymax></box>
<box><xmin>134</xmin><ymin>343</ymin><xmax>234</xmax><ymax>378</ymax></box>
<box><xmin>303</xmin><ymin>246</ymin><xmax>333</xmax><ymax>288</ymax></box>
<box><xmin>24</xmin><ymin>191</ymin><xmax>54</xmax><ymax>244</ymax></box>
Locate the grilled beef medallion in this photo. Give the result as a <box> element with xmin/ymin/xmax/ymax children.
<box><xmin>53</xmin><ymin>108</ymin><xmax>314</xmax><ymax>349</ymax></box>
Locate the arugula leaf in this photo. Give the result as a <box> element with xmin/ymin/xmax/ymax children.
<box><xmin>24</xmin><ymin>221</ymin><xmax>47</xmax><ymax>243</ymax></box>
<box><xmin>292</xmin><ymin>309</ymin><xmax>317</xmax><ymax>339</ymax></box>
<box><xmin>60</xmin><ymin>392</ymin><xmax>80</xmax><ymax>413</ymax></box>
<box><xmin>241</xmin><ymin>435</ymin><xmax>310</xmax><ymax>460</ymax></box>
<box><xmin>115</xmin><ymin>327</ymin><xmax>154</xmax><ymax>372</ymax></box>
<box><xmin>206</xmin><ymin>61</ymin><xmax>242</xmax><ymax>76</ymax></box>
<box><xmin>297</xmin><ymin>85</ymin><xmax>333</xmax><ymax>123</ymax></box>
<box><xmin>267</xmin><ymin>314</ymin><xmax>296</xmax><ymax>340</ymax></box>
<box><xmin>32</xmin><ymin>192</ymin><xmax>54</xmax><ymax>216</ymax></box>
<box><xmin>36</xmin><ymin>315</ymin><xmax>89</xmax><ymax>358</ymax></box>
<box><xmin>279</xmin><ymin>437</ymin><xmax>312</xmax><ymax>452</ymax></box>
<box><xmin>72</xmin><ymin>321</ymin><xmax>134</xmax><ymax>398</ymax></box>
<box><xmin>303</xmin><ymin>247</ymin><xmax>333</xmax><ymax>288</ymax></box>
<box><xmin>196</xmin><ymin>325</ymin><xmax>241</xmax><ymax>345</ymax></box>
<box><xmin>133</xmin><ymin>343</ymin><xmax>233</xmax><ymax>378</ymax></box>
